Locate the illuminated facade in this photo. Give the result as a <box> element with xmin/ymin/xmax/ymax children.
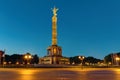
<box><xmin>39</xmin><ymin>7</ymin><xmax>69</xmax><ymax>64</ymax></box>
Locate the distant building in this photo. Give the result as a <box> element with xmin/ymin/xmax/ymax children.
<box><xmin>39</xmin><ymin>7</ymin><xmax>69</xmax><ymax>64</ymax></box>
<box><xmin>111</xmin><ymin>53</ymin><xmax>120</xmax><ymax>65</ymax></box>
<box><xmin>0</xmin><ymin>50</ymin><xmax>5</xmax><ymax>65</ymax></box>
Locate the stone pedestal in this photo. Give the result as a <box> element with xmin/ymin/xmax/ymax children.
<box><xmin>47</xmin><ymin>45</ymin><xmax>62</xmax><ymax>57</ymax></box>
<box><xmin>47</xmin><ymin>45</ymin><xmax>62</xmax><ymax>64</ymax></box>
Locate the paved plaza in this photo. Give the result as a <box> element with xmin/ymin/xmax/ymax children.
<box><xmin>0</xmin><ymin>68</ymin><xmax>120</xmax><ymax>80</ymax></box>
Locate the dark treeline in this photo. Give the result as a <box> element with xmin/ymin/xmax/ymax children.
<box><xmin>4</xmin><ymin>54</ymin><xmax>102</xmax><ymax>65</ymax></box>
<box><xmin>4</xmin><ymin>53</ymin><xmax>39</xmax><ymax>64</ymax></box>
<box><xmin>69</xmin><ymin>56</ymin><xmax>103</xmax><ymax>65</ymax></box>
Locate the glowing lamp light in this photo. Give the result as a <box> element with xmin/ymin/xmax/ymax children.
<box><xmin>116</xmin><ymin>57</ymin><xmax>120</xmax><ymax>61</ymax></box>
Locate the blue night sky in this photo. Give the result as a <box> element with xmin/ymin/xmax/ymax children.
<box><xmin>0</xmin><ymin>0</ymin><xmax>120</xmax><ymax>59</ymax></box>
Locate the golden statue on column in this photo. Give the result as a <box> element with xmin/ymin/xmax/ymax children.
<box><xmin>53</xmin><ymin>7</ymin><xmax>58</xmax><ymax>16</ymax></box>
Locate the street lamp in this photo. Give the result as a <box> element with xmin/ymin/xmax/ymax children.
<box><xmin>24</xmin><ymin>53</ymin><xmax>32</xmax><ymax>64</ymax></box>
<box><xmin>78</xmin><ymin>56</ymin><xmax>85</xmax><ymax>66</ymax></box>
<box><xmin>115</xmin><ymin>57</ymin><xmax>120</xmax><ymax>66</ymax></box>
<box><xmin>116</xmin><ymin>57</ymin><xmax>120</xmax><ymax>61</ymax></box>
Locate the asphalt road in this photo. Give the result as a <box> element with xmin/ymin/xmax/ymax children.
<box><xmin>0</xmin><ymin>68</ymin><xmax>120</xmax><ymax>80</ymax></box>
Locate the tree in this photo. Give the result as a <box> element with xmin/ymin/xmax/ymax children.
<box><xmin>69</xmin><ymin>56</ymin><xmax>81</xmax><ymax>64</ymax></box>
<box><xmin>104</xmin><ymin>54</ymin><xmax>112</xmax><ymax>64</ymax></box>
<box><xmin>31</xmin><ymin>54</ymin><xmax>39</xmax><ymax>64</ymax></box>
<box><xmin>84</xmin><ymin>56</ymin><xmax>102</xmax><ymax>65</ymax></box>
<box><xmin>10</xmin><ymin>54</ymin><xmax>23</xmax><ymax>64</ymax></box>
<box><xmin>70</xmin><ymin>56</ymin><xmax>102</xmax><ymax>65</ymax></box>
<box><xmin>4</xmin><ymin>53</ymin><xmax>40</xmax><ymax>64</ymax></box>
